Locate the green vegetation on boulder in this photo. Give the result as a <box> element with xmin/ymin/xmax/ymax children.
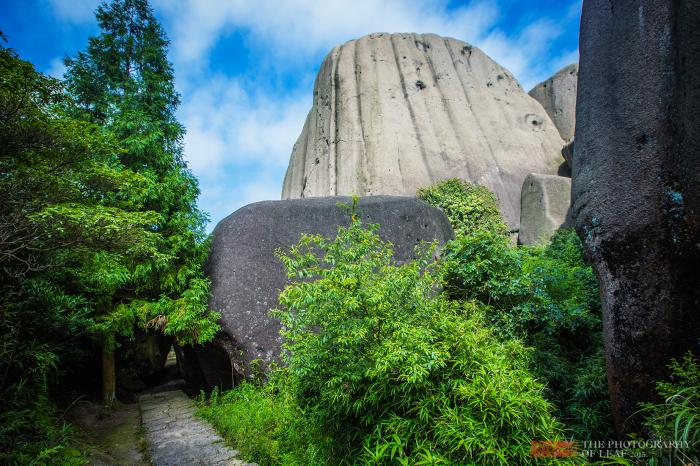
<box><xmin>418</xmin><ymin>178</ymin><xmax>507</xmax><ymax>236</ymax></box>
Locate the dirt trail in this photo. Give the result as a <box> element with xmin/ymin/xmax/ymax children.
<box><xmin>69</xmin><ymin>400</ymin><xmax>147</xmax><ymax>465</ymax></box>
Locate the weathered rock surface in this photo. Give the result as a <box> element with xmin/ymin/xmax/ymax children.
<box><xmin>574</xmin><ymin>0</ymin><xmax>700</xmax><ymax>435</ymax></box>
<box><xmin>518</xmin><ymin>174</ymin><xmax>571</xmax><ymax>245</ymax></box>
<box><xmin>282</xmin><ymin>33</ymin><xmax>565</xmax><ymax>228</ymax></box>
<box><xmin>529</xmin><ymin>64</ymin><xmax>578</xmax><ymax>142</ymax></box>
<box><xmin>185</xmin><ymin>196</ymin><xmax>453</xmax><ymax>388</ymax></box>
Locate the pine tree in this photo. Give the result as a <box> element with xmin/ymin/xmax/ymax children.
<box><xmin>64</xmin><ymin>0</ymin><xmax>219</xmax><ymax>401</ymax></box>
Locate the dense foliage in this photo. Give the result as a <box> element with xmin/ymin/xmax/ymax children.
<box><xmin>63</xmin><ymin>0</ymin><xmax>217</xmax><ymax>345</ymax></box>
<box><xmin>0</xmin><ymin>42</ymin><xmax>141</xmax><ymax>464</ymax></box>
<box><xmin>439</xmin><ymin>229</ymin><xmax>611</xmax><ymax>437</ymax></box>
<box><xmin>420</xmin><ymin>179</ymin><xmax>612</xmax><ymax>438</ymax></box>
<box><xmin>0</xmin><ymin>1</ymin><xmax>217</xmax><ymax>460</ymax></box>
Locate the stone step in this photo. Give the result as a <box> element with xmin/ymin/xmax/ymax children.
<box><xmin>139</xmin><ymin>390</ymin><xmax>255</xmax><ymax>466</ymax></box>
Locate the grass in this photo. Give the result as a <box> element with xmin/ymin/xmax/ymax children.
<box><xmin>196</xmin><ymin>380</ymin><xmax>333</xmax><ymax>466</ymax></box>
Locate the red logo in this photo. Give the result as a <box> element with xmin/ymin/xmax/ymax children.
<box><xmin>530</xmin><ymin>440</ymin><xmax>578</xmax><ymax>458</ymax></box>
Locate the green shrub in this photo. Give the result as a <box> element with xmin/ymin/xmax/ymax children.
<box><xmin>417</xmin><ymin>177</ymin><xmax>613</xmax><ymax>440</ymax></box>
<box><xmin>637</xmin><ymin>352</ymin><xmax>699</xmax><ymax>465</ymax></box>
<box><xmin>0</xmin><ymin>393</ymin><xmax>86</xmax><ymax>465</ymax></box>
<box><xmin>439</xmin><ymin>227</ymin><xmax>612</xmax><ymax>438</ymax></box>
<box><xmin>418</xmin><ymin>178</ymin><xmax>508</xmax><ymax>236</ymax></box>
<box><xmin>196</xmin><ymin>375</ymin><xmax>332</xmax><ymax>466</ymax></box>
<box><xmin>272</xmin><ymin>203</ymin><xmax>566</xmax><ymax>464</ymax></box>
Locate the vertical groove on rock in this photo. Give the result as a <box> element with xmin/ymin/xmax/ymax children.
<box><xmin>440</xmin><ymin>38</ymin><xmax>474</xmax><ymax>180</ymax></box>
<box><xmin>430</xmin><ymin>39</ymin><xmax>461</xmax><ymax>161</ymax></box>
<box><xmin>390</xmin><ymin>34</ymin><xmax>434</xmax><ymax>183</ymax></box>
<box><xmin>330</xmin><ymin>44</ymin><xmax>340</xmax><ymax>196</ymax></box>
<box><xmin>443</xmin><ymin>40</ymin><xmax>505</xmax><ymax>188</ymax></box>
<box><xmin>352</xmin><ymin>39</ymin><xmax>368</xmax><ymax>193</ymax></box>
<box><xmin>413</xmin><ymin>33</ymin><xmax>453</xmax><ymax>172</ymax></box>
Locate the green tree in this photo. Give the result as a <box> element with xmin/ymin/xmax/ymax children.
<box><xmin>63</xmin><ymin>0</ymin><xmax>218</xmax><ymax>400</ymax></box>
<box><xmin>0</xmin><ymin>38</ymin><xmax>161</xmax><ymax>462</ymax></box>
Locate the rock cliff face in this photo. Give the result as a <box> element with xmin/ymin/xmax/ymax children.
<box><xmin>184</xmin><ymin>196</ymin><xmax>453</xmax><ymax>388</ymax></box>
<box><xmin>574</xmin><ymin>0</ymin><xmax>700</xmax><ymax>435</ymax></box>
<box><xmin>529</xmin><ymin>64</ymin><xmax>578</xmax><ymax>142</ymax></box>
<box><xmin>282</xmin><ymin>33</ymin><xmax>565</xmax><ymax>228</ymax></box>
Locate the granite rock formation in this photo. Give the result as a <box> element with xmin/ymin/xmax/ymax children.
<box><xmin>529</xmin><ymin>64</ymin><xmax>578</xmax><ymax>142</ymax></box>
<box><xmin>518</xmin><ymin>174</ymin><xmax>571</xmax><ymax>245</ymax></box>
<box><xmin>282</xmin><ymin>33</ymin><xmax>565</xmax><ymax>229</ymax></box>
<box><xmin>183</xmin><ymin>196</ymin><xmax>453</xmax><ymax>388</ymax></box>
<box><xmin>574</xmin><ymin>0</ymin><xmax>700</xmax><ymax>435</ymax></box>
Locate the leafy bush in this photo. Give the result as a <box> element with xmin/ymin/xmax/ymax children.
<box><xmin>0</xmin><ymin>392</ymin><xmax>86</xmax><ymax>465</ymax></box>
<box><xmin>272</xmin><ymin>203</ymin><xmax>566</xmax><ymax>464</ymax></box>
<box><xmin>197</xmin><ymin>375</ymin><xmax>332</xmax><ymax>466</ymax></box>
<box><xmin>418</xmin><ymin>178</ymin><xmax>507</xmax><ymax>236</ymax></box>
<box><xmin>419</xmin><ymin>177</ymin><xmax>610</xmax><ymax>438</ymax></box>
<box><xmin>440</xmin><ymin>226</ymin><xmax>612</xmax><ymax>438</ymax></box>
<box><xmin>637</xmin><ymin>352</ymin><xmax>699</xmax><ymax>465</ymax></box>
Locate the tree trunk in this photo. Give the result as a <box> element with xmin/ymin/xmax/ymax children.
<box><xmin>102</xmin><ymin>340</ymin><xmax>116</xmax><ymax>405</ymax></box>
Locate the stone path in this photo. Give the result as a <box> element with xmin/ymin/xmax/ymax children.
<box><xmin>139</xmin><ymin>390</ymin><xmax>254</xmax><ymax>466</ymax></box>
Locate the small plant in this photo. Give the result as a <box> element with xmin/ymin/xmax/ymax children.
<box><xmin>637</xmin><ymin>352</ymin><xmax>699</xmax><ymax>465</ymax></box>
<box><xmin>417</xmin><ymin>178</ymin><xmax>507</xmax><ymax>236</ymax></box>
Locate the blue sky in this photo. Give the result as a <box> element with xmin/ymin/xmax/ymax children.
<box><xmin>1</xmin><ymin>0</ymin><xmax>581</xmax><ymax>230</ymax></box>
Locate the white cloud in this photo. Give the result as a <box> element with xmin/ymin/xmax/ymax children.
<box><xmin>46</xmin><ymin>57</ymin><xmax>67</xmax><ymax>79</ymax></box>
<box><xmin>180</xmin><ymin>75</ymin><xmax>309</xmax><ymax>174</ymax></box>
<box><xmin>480</xmin><ymin>18</ymin><xmax>567</xmax><ymax>90</ymax></box>
<box><xmin>155</xmin><ymin>0</ymin><xmax>499</xmax><ymax>68</ymax></box>
<box><xmin>45</xmin><ymin>0</ymin><xmax>101</xmax><ymax>23</ymax></box>
<box><xmin>196</xmin><ymin>170</ymin><xmax>288</xmax><ymax>230</ymax></box>
<box><xmin>179</xmin><ymin>75</ymin><xmax>309</xmax><ymax>227</ymax></box>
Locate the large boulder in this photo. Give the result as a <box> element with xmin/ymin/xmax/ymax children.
<box><xmin>529</xmin><ymin>64</ymin><xmax>578</xmax><ymax>142</ymax></box>
<box><xmin>574</xmin><ymin>0</ymin><xmax>700</xmax><ymax>435</ymax></box>
<box><xmin>518</xmin><ymin>174</ymin><xmax>571</xmax><ymax>245</ymax></box>
<box><xmin>281</xmin><ymin>33</ymin><xmax>565</xmax><ymax>229</ymax></box>
<box><xmin>185</xmin><ymin>196</ymin><xmax>453</xmax><ymax>388</ymax></box>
